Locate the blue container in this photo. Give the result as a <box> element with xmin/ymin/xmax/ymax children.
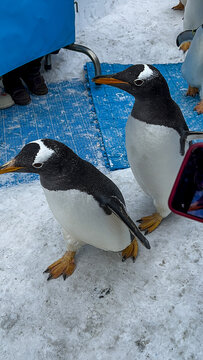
<box><xmin>0</xmin><ymin>0</ymin><xmax>75</xmax><ymax>76</ymax></box>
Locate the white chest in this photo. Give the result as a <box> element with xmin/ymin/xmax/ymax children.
<box><xmin>125</xmin><ymin>115</ymin><xmax>183</xmax><ymax>216</ymax></box>
<box><xmin>182</xmin><ymin>26</ymin><xmax>203</xmax><ymax>94</ymax></box>
<box><xmin>43</xmin><ymin>188</ymin><xmax>131</xmax><ymax>252</ymax></box>
<box><xmin>183</xmin><ymin>0</ymin><xmax>203</xmax><ymax>30</ymax></box>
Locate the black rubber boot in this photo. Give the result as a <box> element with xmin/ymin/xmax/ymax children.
<box><xmin>21</xmin><ymin>58</ymin><xmax>48</xmax><ymax>95</ymax></box>
<box><xmin>3</xmin><ymin>71</ymin><xmax>31</xmax><ymax>106</ymax></box>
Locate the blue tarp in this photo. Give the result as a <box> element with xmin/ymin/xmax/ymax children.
<box><xmin>0</xmin><ymin>0</ymin><xmax>75</xmax><ymax>76</ymax></box>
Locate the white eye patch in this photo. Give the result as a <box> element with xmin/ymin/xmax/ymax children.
<box><xmin>137</xmin><ymin>64</ymin><xmax>154</xmax><ymax>80</ymax></box>
<box><xmin>30</xmin><ymin>140</ymin><xmax>55</xmax><ymax>165</ymax></box>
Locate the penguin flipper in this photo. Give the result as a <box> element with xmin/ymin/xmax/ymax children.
<box><xmin>102</xmin><ymin>196</ymin><xmax>150</xmax><ymax>249</ymax></box>
<box><xmin>180</xmin><ymin>130</ymin><xmax>203</xmax><ymax>155</ymax></box>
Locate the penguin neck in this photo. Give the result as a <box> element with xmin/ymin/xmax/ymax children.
<box><xmin>40</xmin><ymin>156</ymin><xmax>83</xmax><ymax>191</ymax></box>
<box><xmin>130</xmin><ymin>95</ymin><xmax>189</xmax><ymax>134</ymax></box>
<box><xmin>131</xmin><ymin>94</ymin><xmax>170</xmax><ymax>123</ymax></box>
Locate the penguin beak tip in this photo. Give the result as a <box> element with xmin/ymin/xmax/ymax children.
<box><xmin>0</xmin><ymin>159</ymin><xmax>23</xmax><ymax>174</ymax></box>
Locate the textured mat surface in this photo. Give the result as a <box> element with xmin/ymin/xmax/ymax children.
<box><xmin>0</xmin><ymin>80</ymin><xmax>102</xmax><ymax>187</ymax></box>
<box><xmin>86</xmin><ymin>62</ymin><xmax>203</xmax><ymax>170</ymax></box>
<box><xmin>1</xmin><ymin>63</ymin><xmax>203</xmax><ymax>188</ymax></box>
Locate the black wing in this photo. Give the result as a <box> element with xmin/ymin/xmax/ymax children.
<box><xmin>180</xmin><ymin>130</ymin><xmax>203</xmax><ymax>155</ymax></box>
<box><xmin>100</xmin><ymin>195</ymin><xmax>151</xmax><ymax>249</ymax></box>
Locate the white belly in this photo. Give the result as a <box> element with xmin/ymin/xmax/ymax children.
<box><xmin>183</xmin><ymin>0</ymin><xmax>203</xmax><ymax>30</ymax></box>
<box><xmin>43</xmin><ymin>188</ymin><xmax>131</xmax><ymax>252</ymax></box>
<box><xmin>182</xmin><ymin>26</ymin><xmax>203</xmax><ymax>97</ymax></box>
<box><xmin>126</xmin><ymin>115</ymin><xmax>184</xmax><ymax>217</ymax></box>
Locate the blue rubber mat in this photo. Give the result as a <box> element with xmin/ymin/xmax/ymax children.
<box><xmin>0</xmin><ymin>80</ymin><xmax>103</xmax><ymax>187</ymax></box>
<box><xmin>86</xmin><ymin>62</ymin><xmax>203</xmax><ymax>170</ymax></box>
<box><xmin>1</xmin><ymin>63</ymin><xmax>203</xmax><ymax>188</ymax></box>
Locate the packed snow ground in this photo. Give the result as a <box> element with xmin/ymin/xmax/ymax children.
<box><xmin>0</xmin><ymin>1</ymin><xmax>202</xmax><ymax>359</ymax></box>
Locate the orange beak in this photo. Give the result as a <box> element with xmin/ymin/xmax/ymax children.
<box><xmin>92</xmin><ymin>77</ymin><xmax>128</xmax><ymax>85</ymax></box>
<box><xmin>0</xmin><ymin>159</ymin><xmax>23</xmax><ymax>174</ymax></box>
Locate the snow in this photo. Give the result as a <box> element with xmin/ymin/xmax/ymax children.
<box><xmin>44</xmin><ymin>0</ymin><xmax>185</xmax><ymax>82</ymax></box>
<box><xmin>0</xmin><ymin>1</ymin><xmax>202</xmax><ymax>359</ymax></box>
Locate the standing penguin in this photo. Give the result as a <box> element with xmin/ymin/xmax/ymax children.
<box><xmin>183</xmin><ymin>0</ymin><xmax>203</xmax><ymax>31</ymax></box>
<box><xmin>0</xmin><ymin>139</ymin><xmax>150</xmax><ymax>280</ymax></box>
<box><xmin>177</xmin><ymin>25</ymin><xmax>203</xmax><ymax>114</ymax></box>
<box><xmin>179</xmin><ymin>0</ymin><xmax>203</xmax><ymax>52</ymax></box>
<box><xmin>93</xmin><ymin>65</ymin><xmax>193</xmax><ymax>233</ymax></box>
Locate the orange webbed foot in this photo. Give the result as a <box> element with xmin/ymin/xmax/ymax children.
<box><xmin>44</xmin><ymin>251</ymin><xmax>76</xmax><ymax>280</ymax></box>
<box><xmin>137</xmin><ymin>212</ymin><xmax>162</xmax><ymax>234</ymax></box>
<box><xmin>186</xmin><ymin>86</ymin><xmax>199</xmax><ymax>97</ymax></box>
<box><xmin>172</xmin><ymin>2</ymin><xmax>184</xmax><ymax>10</ymax></box>
<box><xmin>122</xmin><ymin>238</ymin><xmax>138</xmax><ymax>263</ymax></box>
<box><xmin>179</xmin><ymin>41</ymin><xmax>191</xmax><ymax>53</ymax></box>
<box><xmin>194</xmin><ymin>100</ymin><xmax>203</xmax><ymax>115</ymax></box>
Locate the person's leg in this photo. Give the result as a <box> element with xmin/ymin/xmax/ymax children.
<box><xmin>21</xmin><ymin>57</ymin><xmax>48</xmax><ymax>95</ymax></box>
<box><xmin>2</xmin><ymin>66</ymin><xmax>31</xmax><ymax>105</ymax></box>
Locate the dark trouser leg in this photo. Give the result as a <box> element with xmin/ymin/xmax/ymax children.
<box><xmin>21</xmin><ymin>57</ymin><xmax>48</xmax><ymax>95</ymax></box>
<box><xmin>2</xmin><ymin>66</ymin><xmax>31</xmax><ymax>105</ymax></box>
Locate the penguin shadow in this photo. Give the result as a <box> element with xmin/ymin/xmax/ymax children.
<box><xmin>75</xmin><ymin>243</ymin><xmax>125</xmax><ymax>273</ymax></box>
<box><xmin>73</xmin><ymin>233</ymin><xmax>152</xmax><ymax>279</ymax></box>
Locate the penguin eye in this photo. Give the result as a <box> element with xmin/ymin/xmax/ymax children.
<box><xmin>33</xmin><ymin>162</ymin><xmax>43</xmax><ymax>169</ymax></box>
<box><xmin>133</xmin><ymin>79</ymin><xmax>144</xmax><ymax>86</ymax></box>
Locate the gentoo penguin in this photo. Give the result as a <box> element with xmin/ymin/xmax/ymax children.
<box><xmin>172</xmin><ymin>0</ymin><xmax>187</xmax><ymax>11</ymax></box>
<box><xmin>177</xmin><ymin>25</ymin><xmax>203</xmax><ymax>114</ymax></box>
<box><xmin>179</xmin><ymin>0</ymin><xmax>203</xmax><ymax>52</ymax></box>
<box><xmin>0</xmin><ymin>139</ymin><xmax>150</xmax><ymax>280</ymax></box>
<box><xmin>183</xmin><ymin>0</ymin><xmax>203</xmax><ymax>31</ymax></box>
<box><xmin>93</xmin><ymin>64</ymin><xmax>203</xmax><ymax>233</ymax></box>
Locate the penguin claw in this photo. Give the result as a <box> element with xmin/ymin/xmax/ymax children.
<box><xmin>138</xmin><ymin>213</ymin><xmax>162</xmax><ymax>234</ymax></box>
<box><xmin>43</xmin><ymin>251</ymin><xmax>76</xmax><ymax>280</ymax></box>
<box><xmin>194</xmin><ymin>100</ymin><xmax>203</xmax><ymax>114</ymax></box>
<box><xmin>179</xmin><ymin>41</ymin><xmax>191</xmax><ymax>53</ymax></box>
<box><xmin>186</xmin><ymin>86</ymin><xmax>199</xmax><ymax>97</ymax></box>
<box><xmin>121</xmin><ymin>238</ymin><xmax>138</xmax><ymax>262</ymax></box>
<box><xmin>43</xmin><ymin>268</ymin><xmax>50</xmax><ymax>273</ymax></box>
<box><xmin>172</xmin><ymin>2</ymin><xmax>184</xmax><ymax>10</ymax></box>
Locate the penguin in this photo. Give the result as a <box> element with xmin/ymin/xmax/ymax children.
<box><xmin>93</xmin><ymin>64</ymin><xmax>203</xmax><ymax>233</ymax></box>
<box><xmin>177</xmin><ymin>25</ymin><xmax>203</xmax><ymax>114</ymax></box>
<box><xmin>183</xmin><ymin>0</ymin><xmax>203</xmax><ymax>31</ymax></box>
<box><xmin>179</xmin><ymin>0</ymin><xmax>203</xmax><ymax>52</ymax></box>
<box><xmin>0</xmin><ymin>139</ymin><xmax>150</xmax><ymax>280</ymax></box>
<box><xmin>172</xmin><ymin>0</ymin><xmax>186</xmax><ymax>11</ymax></box>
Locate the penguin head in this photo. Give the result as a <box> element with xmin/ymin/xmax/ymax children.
<box><xmin>0</xmin><ymin>139</ymin><xmax>74</xmax><ymax>176</ymax></box>
<box><xmin>93</xmin><ymin>64</ymin><xmax>170</xmax><ymax>99</ymax></box>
